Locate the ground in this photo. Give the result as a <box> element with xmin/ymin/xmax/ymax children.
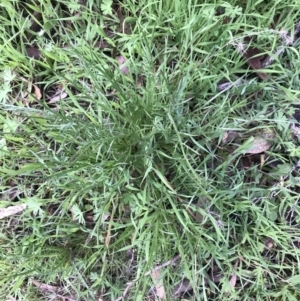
<box><xmin>1</xmin><ymin>0</ymin><xmax>300</xmax><ymax>300</ymax></box>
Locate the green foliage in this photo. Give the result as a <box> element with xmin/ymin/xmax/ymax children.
<box><xmin>1</xmin><ymin>0</ymin><xmax>300</xmax><ymax>300</ymax></box>
<box><xmin>101</xmin><ymin>0</ymin><xmax>113</xmax><ymax>15</ymax></box>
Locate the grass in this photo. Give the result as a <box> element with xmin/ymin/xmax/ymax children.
<box><xmin>1</xmin><ymin>0</ymin><xmax>300</xmax><ymax>300</ymax></box>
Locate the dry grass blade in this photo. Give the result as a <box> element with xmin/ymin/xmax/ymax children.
<box><xmin>144</xmin><ymin>255</ymin><xmax>181</xmax><ymax>276</ymax></box>
<box><xmin>31</xmin><ymin>279</ymin><xmax>59</xmax><ymax>292</ymax></box>
<box><xmin>32</xmin><ymin>279</ymin><xmax>76</xmax><ymax>301</ymax></box>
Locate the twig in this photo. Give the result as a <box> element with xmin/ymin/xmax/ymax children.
<box><xmin>171</xmin><ymin>278</ymin><xmax>192</xmax><ymax>297</ymax></box>
<box><xmin>144</xmin><ymin>254</ymin><xmax>181</xmax><ymax>276</ymax></box>
<box><xmin>114</xmin><ymin>281</ymin><xmax>135</xmax><ymax>301</ymax></box>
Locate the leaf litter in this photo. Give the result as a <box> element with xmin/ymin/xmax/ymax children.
<box><xmin>243</xmin><ymin>136</ymin><xmax>271</xmax><ymax>154</ymax></box>
<box><xmin>0</xmin><ymin>204</ymin><xmax>27</xmax><ymax>219</ymax></box>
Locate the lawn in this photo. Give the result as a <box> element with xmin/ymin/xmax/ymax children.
<box><xmin>1</xmin><ymin>0</ymin><xmax>300</xmax><ymax>300</ymax></box>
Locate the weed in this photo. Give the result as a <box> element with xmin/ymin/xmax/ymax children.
<box><xmin>1</xmin><ymin>0</ymin><xmax>300</xmax><ymax>300</ymax></box>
